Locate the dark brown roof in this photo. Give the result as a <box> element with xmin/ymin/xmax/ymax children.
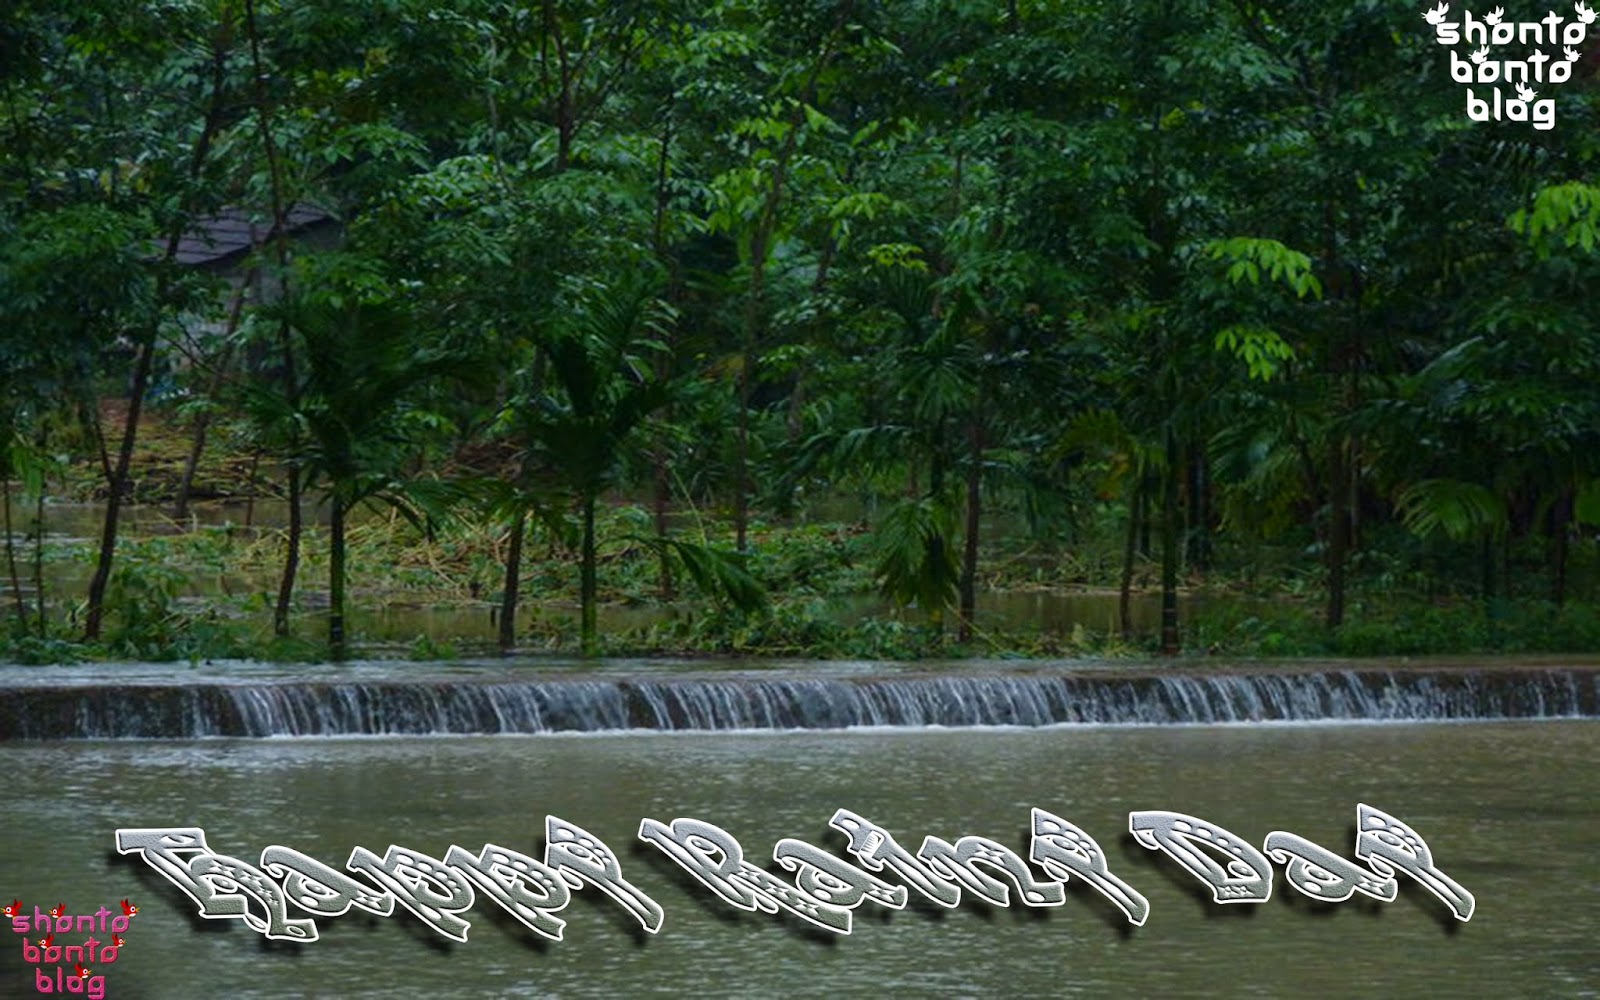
<box><xmin>174</xmin><ymin>204</ymin><xmax>334</xmax><ymax>267</ymax></box>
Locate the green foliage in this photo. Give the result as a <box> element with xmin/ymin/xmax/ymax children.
<box><xmin>263</xmin><ymin>253</ymin><xmax>452</xmax><ymax>506</ymax></box>
<box><xmin>1212</xmin><ymin>326</ymin><xmax>1296</xmax><ymax>382</ymax></box>
<box><xmin>5</xmin><ymin>0</ymin><xmax>1600</xmax><ymax>663</ymax></box>
<box><xmin>511</xmin><ymin>273</ymin><xmax>680</xmax><ymax>496</ymax></box>
<box><xmin>1204</xmin><ymin>238</ymin><xmax>1323</xmax><ymax>300</ymax></box>
<box><xmin>1576</xmin><ymin>480</ymin><xmax>1600</xmax><ymax>527</ymax></box>
<box><xmin>1396</xmin><ymin>479</ymin><xmax>1508</xmax><ymax>542</ymax></box>
<box><xmin>872</xmin><ymin>498</ymin><xmax>960</xmax><ymax>620</ymax></box>
<box><xmin>630</xmin><ymin>535</ymin><xmax>768</xmax><ymax>614</ymax></box>
<box><xmin>1509</xmin><ymin>182</ymin><xmax>1600</xmax><ymax>256</ymax></box>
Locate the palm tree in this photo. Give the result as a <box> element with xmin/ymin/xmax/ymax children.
<box><xmin>246</xmin><ymin>254</ymin><xmax>452</xmax><ymax>658</ymax></box>
<box><xmin>499</xmin><ymin>271</ymin><xmax>681</xmax><ymax>656</ymax></box>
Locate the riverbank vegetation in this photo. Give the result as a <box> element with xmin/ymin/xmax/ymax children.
<box><xmin>11</xmin><ymin>480</ymin><xmax>1600</xmax><ymax>664</ymax></box>
<box><xmin>4</xmin><ymin>1</ymin><xmax>1600</xmax><ymax>664</ymax></box>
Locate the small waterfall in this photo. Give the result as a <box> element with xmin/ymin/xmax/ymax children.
<box><xmin>1</xmin><ymin>667</ymin><xmax>1596</xmax><ymax>739</ymax></box>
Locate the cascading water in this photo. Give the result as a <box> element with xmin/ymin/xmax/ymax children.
<box><xmin>1</xmin><ymin>665</ymin><xmax>1596</xmax><ymax>739</ymax></box>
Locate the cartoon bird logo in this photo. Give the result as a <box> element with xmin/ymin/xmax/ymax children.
<box><xmin>1578</xmin><ymin>1</ymin><xmax>1597</xmax><ymax>25</ymax></box>
<box><xmin>1567</xmin><ymin>45</ymin><xmax>1583</xmax><ymax>61</ymax></box>
<box><xmin>120</xmin><ymin>899</ymin><xmax>138</xmax><ymax>918</ymax></box>
<box><xmin>111</xmin><ymin>933</ymin><xmax>126</xmax><ymax>949</ymax></box>
<box><xmin>37</xmin><ymin>933</ymin><xmax>53</xmax><ymax>949</ymax></box>
<box><xmin>1517</xmin><ymin>83</ymin><xmax>1539</xmax><ymax>102</ymax></box>
<box><xmin>1484</xmin><ymin>6</ymin><xmax>1505</xmax><ymax>23</ymax></box>
<box><xmin>1470</xmin><ymin>46</ymin><xmax>1491</xmax><ymax>64</ymax></box>
<box><xmin>49</xmin><ymin>904</ymin><xmax>66</xmax><ymax>919</ymax></box>
<box><xmin>73</xmin><ymin>963</ymin><xmax>91</xmax><ymax>981</ymax></box>
<box><xmin>1</xmin><ymin>900</ymin><xmax>20</xmax><ymax>919</ymax></box>
<box><xmin>1423</xmin><ymin>2</ymin><xmax>1449</xmax><ymax>24</ymax></box>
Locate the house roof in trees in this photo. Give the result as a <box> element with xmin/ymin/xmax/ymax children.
<box><xmin>174</xmin><ymin>204</ymin><xmax>335</xmax><ymax>268</ymax></box>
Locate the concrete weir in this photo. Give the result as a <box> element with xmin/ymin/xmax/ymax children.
<box><xmin>1</xmin><ymin>662</ymin><xmax>1597</xmax><ymax>738</ymax></box>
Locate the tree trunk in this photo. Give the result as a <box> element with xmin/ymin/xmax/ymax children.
<box><xmin>1552</xmin><ymin>488</ymin><xmax>1571</xmax><ymax>607</ymax></box>
<box><xmin>174</xmin><ymin>282</ymin><xmax>248</xmax><ymax>521</ymax></box>
<box><xmin>174</xmin><ymin>352</ymin><xmax>241</xmax><ymax>521</ymax></box>
<box><xmin>927</xmin><ymin>449</ymin><xmax>947</xmax><ymax>639</ymax></box>
<box><xmin>329</xmin><ymin>497</ymin><xmax>347</xmax><ymax>660</ymax></box>
<box><xmin>274</xmin><ymin>469</ymin><xmax>302</xmax><ymax>637</ymax></box>
<box><xmin>734</xmin><ymin>359</ymin><xmax>752</xmax><ymax>553</ymax></box>
<box><xmin>1160</xmin><ymin>432</ymin><xmax>1181</xmax><ymax>656</ymax></box>
<box><xmin>958</xmin><ymin>420</ymin><xmax>982</xmax><ymax>643</ymax></box>
<box><xmin>1502</xmin><ymin>520</ymin><xmax>1513</xmax><ymax>604</ymax></box>
<box><xmin>729</xmin><ymin>8</ymin><xmax>852</xmax><ymax>553</ymax></box>
<box><xmin>268</xmin><ymin>317</ymin><xmax>301</xmax><ymax>635</ymax></box>
<box><xmin>580</xmin><ymin>493</ymin><xmax>598</xmax><ymax>657</ymax></box>
<box><xmin>1187</xmin><ymin>444</ymin><xmax>1211</xmax><ymax>572</ymax></box>
<box><xmin>650</xmin><ymin>108</ymin><xmax>678</xmax><ymax>600</ymax></box>
<box><xmin>1138</xmin><ymin>494</ymin><xmax>1152</xmax><ymax>559</ymax></box>
<box><xmin>1120</xmin><ymin>477</ymin><xmax>1144</xmax><ymax>640</ymax></box>
<box><xmin>3</xmin><ymin>474</ymin><xmax>25</xmax><ymax>624</ymax></box>
<box><xmin>32</xmin><ymin>491</ymin><xmax>44</xmax><ymax>637</ymax></box>
<box><xmin>498</xmin><ymin>508</ymin><xmax>526</xmax><ymax>654</ymax></box>
<box><xmin>84</xmin><ymin>340</ymin><xmax>157</xmax><ymax>640</ymax></box>
<box><xmin>734</xmin><ymin>201</ymin><xmax>769</xmax><ymax>557</ymax></box>
<box><xmin>1325</xmin><ymin>438</ymin><xmax>1350</xmax><ymax>629</ymax></box>
<box><xmin>243</xmin><ymin>449</ymin><xmax>261</xmax><ymax>528</ymax></box>
<box><xmin>654</xmin><ymin>454</ymin><xmax>674</xmax><ymax>600</ymax></box>
<box><xmin>1481</xmin><ymin>532</ymin><xmax>1500</xmax><ymax>645</ymax></box>
<box><xmin>248</xmin><ymin>0</ymin><xmax>303</xmax><ymax>637</ymax></box>
<box><xmin>927</xmin><ymin>534</ymin><xmax>948</xmax><ymax>639</ymax></box>
<box><xmin>544</xmin><ymin>0</ymin><xmax>575</xmax><ymax>172</ymax></box>
<box><xmin>82</xmin><ymin>395</ymin><xmax>112</xmax><ymax>488</ymax></box>
<box><xmin>1480</xmin><ymin>533</ymin><xmax>1495</xmax><ymax>605</ymax></box>
<box><xmin>83</xmin><ymin>14</ymin><xmax>232</xmax><ymax>640</ymax></box>
<box><xmin>173</xmin><ymin>412</ymin><xmax>207</xmax><ymax>524</ymax></box>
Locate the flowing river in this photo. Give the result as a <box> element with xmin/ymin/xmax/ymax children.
<box><xmin>1</xmin><ymin>659</ymin><xmax>1597</xmax><ymax>997</ymax></box>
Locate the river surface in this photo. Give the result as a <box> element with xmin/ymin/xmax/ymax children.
<box><xmin>1</xmin><ymin>719</ymin><xmax>1595</xmax><ymax>997</ymax></box>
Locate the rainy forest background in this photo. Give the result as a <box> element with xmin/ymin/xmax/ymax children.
<box><xmin>4</xmin><ymin>0</ymin><xmax>1600</xmax><ymax>663</ymax></box>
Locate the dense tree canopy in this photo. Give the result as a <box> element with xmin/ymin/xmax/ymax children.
<box><xmin>4</xmin><ymin>0</ymin><xmax>1600</xmax><ymax>658</ymax></box>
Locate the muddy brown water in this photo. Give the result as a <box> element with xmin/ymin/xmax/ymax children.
<box><xmin>0</xmin><ymin>715</ymin><xmax>1595</xmax><ymax>996</ymax></box>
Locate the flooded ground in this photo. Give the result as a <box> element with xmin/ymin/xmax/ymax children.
<box><xmin>6</xmin><ymin>498</ymin><xmax>1194</xmax><ymax>644</ymax></box>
